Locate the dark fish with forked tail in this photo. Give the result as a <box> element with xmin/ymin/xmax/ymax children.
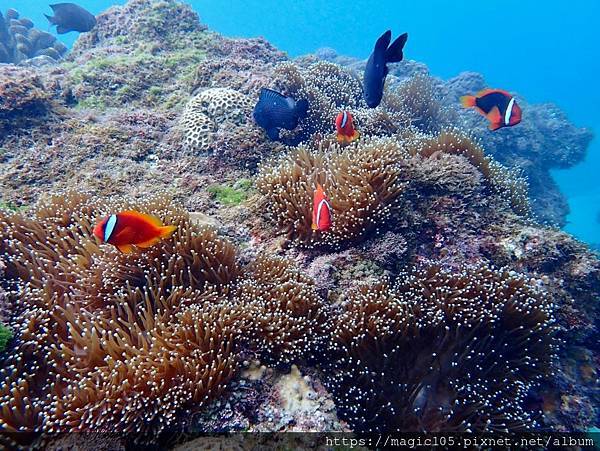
<box><xmin>45</xmin><ymin>3</ymin><xmax>96</xmax><ymax>34</ymax></box>
<box><xmin>363</xmin><ymin>30</ymin><xmax>408</xmax><ymax>108</ymax></box>
<box><xmin>253</xmin><ymin>88</ymin><xmax>309</xmax><ymax>141</ymax></box>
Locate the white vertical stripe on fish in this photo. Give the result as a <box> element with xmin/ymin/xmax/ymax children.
<box><xmin>316</xmin><ymin>199</ymin><xmax>330</xmax><ymax>228</ymax></box>
<box><xmin>341</xmin><ymin>111</ymin><xmax>348</xmax><ymax>128</ymax></box>
<box><xmin>104</xmin><ymin>214</ymin><xmax>118</xmax><ymax>242</ymax></box>
<box><xmin>505</xmin><ymin>97</ymin><xmax>515</xmax><ymax>125</ymax></box>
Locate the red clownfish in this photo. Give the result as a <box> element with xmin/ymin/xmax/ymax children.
<box><xmin>335</xmin><ymin>111</ymin><xmax>360</xmax><ymax>144</ymax></box>
<box><xmin>93</xmin><ymin>211</ymin><xmax>177</xmax><ymax>254</ymax></box>
<box><xmin>460</xmin><ymin>89</ymin><xmax>522</xmax><ymax>131</ymax></box>
<box><xmin>311</xmin><ymin>184</ymin><xmax>332</xmax><ymax>232</ymax></box>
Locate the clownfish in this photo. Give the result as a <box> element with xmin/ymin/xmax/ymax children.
<box><xmin>335</xmin><ymin>111</ymin><xmax>360</xmax><ymax>144</ymax></box>
<box><xmin>311</xmin><ymin>184</ymin><xmax>332</xmax><ymax>232</ymax></box>
<box><xmin>93</xmin><ymin>211</ymin><xmax>177</xmax><ymax>254</ymax></box>
<box><xmin>460</xmin><ymin>89</ymin><xmax>522</xmax><ymax>131</ymax></box>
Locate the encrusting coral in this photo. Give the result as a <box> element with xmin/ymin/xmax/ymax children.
<box><xmin>0</xmin><ymin>192</ymin><xmax>324</xmax><ymax>437</ymax></box>
<box><xmin>0</xmin><ymin>65</ymin><xmax>52</xmax><ymax>132</ymax></box>
<box><xmin>180</xmin><ymin>87</ymin><xmax>254</xmax><ymax>153</ymax></box>
<box><xmin>324</xmin><ymin>264</ymin><xmax>558</xmax><ymax>433</ymax></box>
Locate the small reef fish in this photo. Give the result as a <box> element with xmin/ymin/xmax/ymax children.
<box><xmin>312</xmin><ymin>184</ymin><xmax>332</xmax><ymax>232</ymax></box>
<box><xmin>363</xmin><ymin>30</ymin><xmax>408</xmax><ymax>108</ymax></box>
<box><xmin>460</xmin><ymin>89</ymin><xmax>522</xmax><ymax>131</ymax></box>
<box><xmin>45</xmin><ymin>3</ymin><xmax>96</xmax><ymax>34</ymax></box>
<box><xmin>335</xmin><ymin>111</ymin><xmax>360</xmax><ymax>144</ymax></box>
<box><xmin>93</xmin><ymin>211</ymin><xmax>177</xmax><ymax>254</ymax></box>
<box><xmin>253</xmin><ymin>88</ymin><xmax>309</xmax><ymax>141</ymax></box>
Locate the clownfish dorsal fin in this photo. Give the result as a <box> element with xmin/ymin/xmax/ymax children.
<box><xmin>486</xmin><ymin>106</ymin><xmax>502</xmax><ymax>124</ymax></box>
<box><xmin>495</xmin><ymin>89</ymin><xmax>513</xmax><ymax>98</ymax></box>
<box><xmin>476</xmin><ymin>88</ymin><xmax>495</xmax><ymax>98</ymax></box>
<box><xmin>122</xmin><ymin>210</ymin><xmax>164</xmax><ymax>228</ymax></box>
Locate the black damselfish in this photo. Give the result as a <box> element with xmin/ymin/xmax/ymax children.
<box><xmin>363</xmin><ymin>30</ymin><xmax>408</xmax><ymax>108</ymax></box>
<box><xmin>45</xmin><ymin>3</ymin><xmax>96</xmax><ymax>34</ymax></box>
<box><xmin>253</xmin><ymin>88</ymin><xmax>309</xmax><ymax>141</ymax></box>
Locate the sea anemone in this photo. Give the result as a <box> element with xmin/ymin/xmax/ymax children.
<box><xmin>0</xmin><ymin>191</ymin><xmax>325</xmax><ymax>438</ymax></box>
<box><xmin>255</xmin><ymin>137</ymin><xmax>408</xmax><ymax>248</ymax></box>
<box><xmin>324</xmin><ymin>264</ymin><xmax>558</xmax><ymax>433</ymax></box>
<box><xmin>231</xmin><ymin>255</ymin><xmax>328</xmax><ymax>364</ymax></box>
<box><xmin>384</xmin><ymin>74</ymin><xmax>448</xmax><ymax>133</ymax></box>
<box><xmin>408</xmin><ymin>129</ymin><xmax>531</xmax><ymax>216</ymax></box>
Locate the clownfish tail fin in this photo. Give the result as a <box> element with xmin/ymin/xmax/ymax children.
<box><xmin>158</xmin><ymin>225</ymin><xmax>177</xmax><ymax>239</ymax></box>
<box><xmin>460</xmin><ymin>95</ymin><xmax>476</xmax><ymax>108</ymax></box>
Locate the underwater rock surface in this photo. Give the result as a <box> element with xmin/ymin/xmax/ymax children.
<box><xmin>317</xmin><ymin>49</ymin><xmax>593</xmax><ymax>226</ymax></box>
<box><xmin>0</xmin><ymin>8</ymin><xmax>67</xmax><ymax>66</ymax></box>
<box><xmin>0</xmin><ymin>0</ymin><xmax>597</xmax><ymax>446</ymax></box>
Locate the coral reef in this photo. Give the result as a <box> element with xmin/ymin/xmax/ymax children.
<box><xmin>314</xmin><ymin>48</ymin><xmax>593</xmax><ymax>226</ymax></box>
<box><xmin>0</xmin><ymin>8</ymin><xmax>67</xmax><ymax>65</ymax></box>
<box><xmin>62</xmin><ymin>0</ymin><xmax>212</xmax><ymax>111</ymax></box>
<box><xmin>0</xmin><ymin>0</ymin><xmax>597</xmax><ymax>443</ymax></box>
<box><xmin>444</xmin><ymin>71</ymin><xmax>594</xmax><ymax>226</ymax></box>
<box><xmin>325</xmin><ymin>265</ymin><xmax>558</xmax><ymax>433</ymax></box>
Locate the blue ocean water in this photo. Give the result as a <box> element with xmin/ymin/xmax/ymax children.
<box><xmin>12</xmin><ymin>0</ymin><xmax>600</xmax><ymax>245</ymax></box>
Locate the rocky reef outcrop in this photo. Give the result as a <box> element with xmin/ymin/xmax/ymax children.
<box><xmin>316</xmin><ymin>49</ymin><xmax>593</xmax><ymax>226</ymax></box>
<box><xmin>0</xmin><ymin>8</ymin><xmax>67</xmax><ymax>66</ymax></box>
<box><xmin>0</xmin><ymin>0</ymin><xmax>597</xmax><ymax>446</ymax></box>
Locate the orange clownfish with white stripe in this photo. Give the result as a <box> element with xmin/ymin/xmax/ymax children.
<box><xmin>335</xmin><ymin>111</ymin><xmax>360</xmax><ymax>144</ymax></box>
<box><xmin>311</xmin><ymin>184</ymin><xmax>332</xmax><ymax>232</ymax></box>
<box><xmin>460</xmin><ymin>89</ymin><xmax>522</xmax><ymax>131</ymax></box>
<box><xmin>93</xmin><ymin>211</ymin><xmax>177</xmax><ymax>253</ymax></box>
